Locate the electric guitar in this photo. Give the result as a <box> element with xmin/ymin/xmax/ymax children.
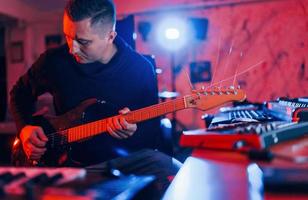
<box><xmin>11</xmin><ymin>87</ymin><xmax>246</xmax><ymax>167</ymax></box>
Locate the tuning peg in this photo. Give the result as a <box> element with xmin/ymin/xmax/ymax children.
<box><xmin>223</xmin><ymin>86</ymin><xmax>230</xmax><ymax>95</ymax></box>
<box><xmin>228</xmin><ymin>86</ymin><xmax>236</xmax><ymax>94</ymax></box>
<box><xmin>216</xmin><ymin>87</ymin><xmax>223</xmax><ymax>95</ymax></box>
<box><xmin>223</xmin><ymin>86</ymin><xmax>231</xmax><ymax>94</ymax></box>
<box><xmin>219</xmin><ymin>86</ymin><xmax>228</xmax><ymax>95</ymax></box>
<box><xmin>213</xmin><ymin>86</ymin><xmax>219</xmax><ymax>92</ymax></box>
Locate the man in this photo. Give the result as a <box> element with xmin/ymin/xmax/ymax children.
<box><xmin>10</xmin><ymin>0</ymin><xmax>181</xmax><ymax>197</ymax></box>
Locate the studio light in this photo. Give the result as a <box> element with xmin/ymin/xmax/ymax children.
<box><xmin>165</xmin><ymin>28</ymin><xmax>180</xmax><ymax>40</ymax></box>
<box><xmin>155</xmin><ymin>16</ymin><xmax>189</xmax><ymax>52</ymax></box>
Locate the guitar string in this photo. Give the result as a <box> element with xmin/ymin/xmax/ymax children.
<box><xmin>219</xmin><ymin>38</ymin><xmax>234</xmax><ymax>87</ymax></box>
<box><xmin>233</xmin><ymin>51</ymin><xmax>244</xmax><ymax>86</ymax></box>
<box><xmin>208</xmin><ymin>60</ymin><xmax>265</xmax><ymax>88</ymax></box>
<box><xmin>210</xmin><ymin>35</ymin><xmax>221</xmax><ymax>88</ymax></box>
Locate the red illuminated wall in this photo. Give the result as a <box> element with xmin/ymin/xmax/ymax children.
<box><xmin>130</xmin><ymin>0</ymin><xmax>308</xmax><ymax>129</ymax></box>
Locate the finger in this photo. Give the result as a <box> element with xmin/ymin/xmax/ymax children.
<box><xmin>36</xmin><ymin>127</ymin><xmax>48</xmax><ymax>141</ymax></box>
<box><xmin>119</xmin><ymin>118</ymin><xmax>137</xmax><ymax>134</ymax></box>
<box><xmin>28</xmin><ymin>143</ymin><xmax>47</xmax><ymax>154</ymax></box>
<box><xmin>114</xmin><ymin>130</ymin><xmax>129</xmax><ymax>138</ymax></box>
<box><xmin>119</xmin><ymin>107</ymin><xmax>130</xmax><ymax>114</ymax></box>
<box><xmin>30</xmin><ymin>152</ymin><xmax>45</xmax><ymax>158</ymax></box>
<box><xmin>112</xmin><ymin>117</ymin><xmax>122</xmax><ymax>130</ymax></box>
<box><xmin>27</xmin><ymin>151</ymin><xmax>43</xmax><ymax>160</ymax></box>
<box><xmin>30</xmin><ymin>135</ymin><xmax>47</xmax><ymax>147</ymax></box>
<box><xmin>119</xmin><ymin>128</ymin><xmax>134</xmax><ymax>137</ymax></box>
<box><xmin>119</xmin><ymin>117</ymin><xmax>128</xmax><ymax>130</ymax></box>
<box><xmin>107</xmin><ymin>117</ymin><xmax>116</xmax><ymax>132</ymax></box>
<box><xmin>30</xmin><ymin>155</ymin><xmax>42</xmax><ymax>160</ymax></box>
<box><xmin>31</xmin><ymin>151</ymin><xmax>45</xmax><ymax>156</ymax></box>
<box><xmin>107</xmin><ymin>127</ymin><xmax>122</xmax><ymax>139</ymax></box>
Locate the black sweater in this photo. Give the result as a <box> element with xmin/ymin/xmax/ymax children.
<box><xmin>10</xmin><ymin>36</ymin><xmax>162</xmax><ymax>165</ymax></box>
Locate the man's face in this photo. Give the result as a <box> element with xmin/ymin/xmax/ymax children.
<box><xmin>63</xmin><ymin>13</ymin><xmax>115</xmax><ymax>64</ymax></box>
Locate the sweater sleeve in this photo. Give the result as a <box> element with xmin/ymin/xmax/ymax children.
<box><xmin>9</xmin><ymin>52</ymin><xmax>51</xmax><ymax>135</ymax></box>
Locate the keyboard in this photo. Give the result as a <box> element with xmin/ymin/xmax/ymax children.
<box><xmin>180</xmin><ymin>121</ymin><xmax>308</xmax><ymax>150</ymax></box>
<box><xmin>0</xmin><ymin>167</ymin><xmax>154</xmax><ymax>200</ymax></box>
<box><xmin>210</xmin><ymin>108</ymin><xmax>275</xmax><ymax>126</ymax></box>
<box><xmin>43</xmin><ymin>174</ymin><xmax>155</xmax><ymax>200</ymax></box>
<box><xmin>266</xmin><ymin>97</ymin><xmax>308</xmax><ymax>122</ymax></box>
<box><xmin>0</xmin><ymin>167</ymin><xmax>86</xmax><ymax>196</ymax></box>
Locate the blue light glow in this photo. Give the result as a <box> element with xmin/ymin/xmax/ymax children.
<box><xmin>156</xmin><ymin>16</ymin><xmax>190</xmax><ymax>51</ymax></box>
<box><xmin>165</xmin><ymin>28</ymin><xmax>180</xmax><ymax>40</ymax></box>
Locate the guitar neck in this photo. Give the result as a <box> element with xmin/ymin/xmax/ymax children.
<box><xmin>66</xmin><ymin>97</ymin><xmax>186</xmax><ymax>143</ymax></box>
<box><xmin>126</xmin><ymin>97</ymin><xmax>186</xmax><ymax>123</ymax></box>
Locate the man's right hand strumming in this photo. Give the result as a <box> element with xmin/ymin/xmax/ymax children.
<box><xmin>20</xmin><ymin>125</ymin><xmax>48</xmax><ymax>160</ymax></box>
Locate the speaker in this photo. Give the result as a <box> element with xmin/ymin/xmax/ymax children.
<box><xmin>116</xmin><ymin>15</ymin><xmax>136</xmax><ymax>50</ymax></box>
<box><xmin>190</xmin><ymin>18</ymin><xmax>209</xmax><ymax>40</ymax></box>
<box><xmin>190</xmin><ymin>61</ymin><xmax>212</xmax><ymax>83</ymax></box>
<box><xmin>137</xmin><ymin>21</ymin><xmax>151</xmax><ymax>42</ymax></box>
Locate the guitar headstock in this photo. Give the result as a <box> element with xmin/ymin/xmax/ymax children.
<box><xmin>184</xmin><ymin>86</ymin><xmax>246</xmax><ymax>110</ymax></box>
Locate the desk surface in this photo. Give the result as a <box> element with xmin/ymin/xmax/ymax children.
<box><xmin>163</xmin><ymin>136</ymin><xmax>308</xmax><ymax>200</ymax></box>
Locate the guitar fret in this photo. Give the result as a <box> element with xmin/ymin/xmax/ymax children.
<box><xmin>83</xmin><ymin>124</ymin><xmax>91</xmax><ymax>137</ymax></box>
<box><xmin>76</xmin><ymin>127</ymin><xmax>79</xmax><ymax>141</ymax></box>
<box><xmin>76</xmin><ymin>126</ymin><xmax>79</xmax><ymax>141</ymax></box>
<box><xmin>101</xmin><ymin>120</ymin><xmax>105</xmax><ymax>133</ymax></box>
<box><xmin>90</xmin><ymin>123</ymin><xmax>92</xmax><ymax>136</ymax></box>
<box><xmin>81</xmin><ymin>125</ymin><xmax>85</xmax><ymax>139</ymax></box>
<box><xmin>82</xmin><ymin>126</ymin><xmax>85</xmax><ymax>139</ymax></box>
<box><xmin>85</xmin><ymin>127</ymin><xmax>88</xmax><ymax>138</ymax></box>
<box><xmin>80</xmin><ymin>125</ymin><xmax>83</xmax><ymax>140</ymax></box>
<box><xmin>95</xmin><ymin>121</ymin><xmax>101</xmax><ymax>132</ymax></box>
<box><xmin>85</xmin><ymin>125</ymin><xmax>88</xmax><ymax>138</ymax></box>
<box><xmin>94</xmin><ymin>123</ymin><xmax>97</xmax><ymax>134</ymax></box>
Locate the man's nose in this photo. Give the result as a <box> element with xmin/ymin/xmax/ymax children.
<box><xmin>69</xmin><ymin>40</ymin><xmax>80</xmax><ymax>54</ymax></box>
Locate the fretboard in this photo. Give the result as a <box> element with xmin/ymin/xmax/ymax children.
<box><xmin>66</xmin><ymin>97</ymin><xmax>186</xmax><ymax>143</ymax></box>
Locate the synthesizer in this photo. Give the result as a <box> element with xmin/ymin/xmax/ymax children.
<box><xmin>209</xmin><ymin>104</ymin><xmax>276</xmax><ymax>126</ymax></box>
<box><xmin>266</xmin><ymin>97</ymin><xmax>308</xmax><ymax>122</ymax></box>
<box><xmin>180</xmin><ymin>121</ymin><xmax>308</xmax><ymax>150</ymax></box>
<box><xmin>0</xmin><ymin>166</ymin><xmax>154</xmax><ymax>200</ymax></box>
<box><xmin>0</xmin><ymin>167</ymin><xmax>86</xmax><ymax>197</ymax></box>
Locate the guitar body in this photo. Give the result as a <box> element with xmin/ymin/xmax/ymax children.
<box><xmin>12</xmin><ymin>98</ymin><xmax>134</xmax><ymax>167</ymax></box>
<box><xmin>12</xmin><ymin>115</ymin><xmax>71</xmax><ymax>167</ymax></box>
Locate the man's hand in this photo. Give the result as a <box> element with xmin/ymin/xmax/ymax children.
<box><xmin>20</xmin><ymin>125</ymin><xmax>48</xmax><ymax>160</ymax></box>
<box><xmin>107</xmin><ymin>107</ymin><xmax>137</xmax><ymax>139</ymax></box>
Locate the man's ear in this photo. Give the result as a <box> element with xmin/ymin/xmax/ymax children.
<box><xmin>108</xmin><ymin>31</ymin><xmax>117</xmax><ymax>43</ymax></box>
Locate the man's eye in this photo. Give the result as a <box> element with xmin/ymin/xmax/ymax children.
<box><xmin>78</xmin><ymin>40</ymin><xmax>90</xmax><ymax>46</ymax></box>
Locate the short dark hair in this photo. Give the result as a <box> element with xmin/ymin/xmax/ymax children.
<box><xmin>65</xmin><ymin>0</ymin><xmax>116</xmax><ymax>29</ymax></box>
